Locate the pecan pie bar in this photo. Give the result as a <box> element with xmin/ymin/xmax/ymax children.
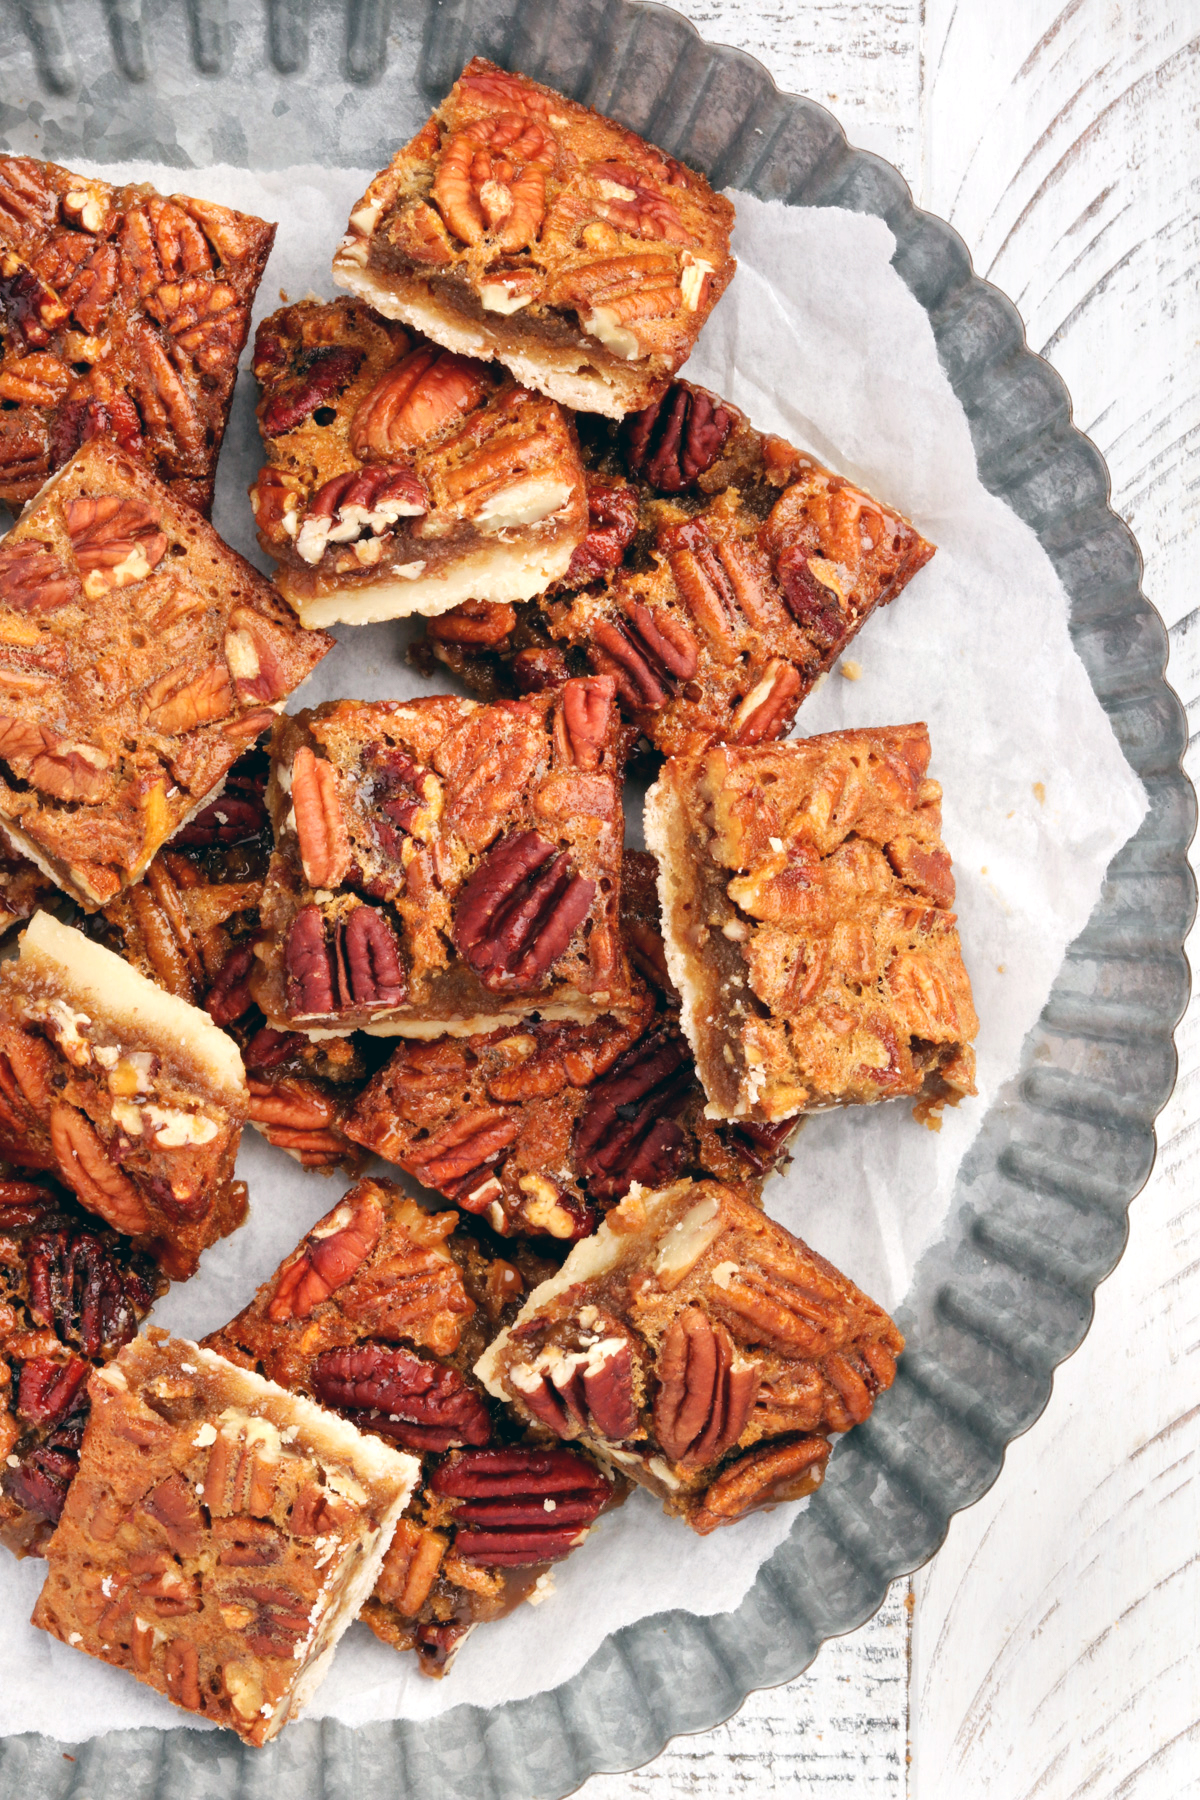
<box><xmin>343</xmin><ymin>973</ymin><xmax>795</xmax><ymax>1242</ymax></box>
<box><xmin>31</xmin><ymin>1331</ymin><xmax>419</xmax><ymax>1742</ymax></box>
<box><xmin>204</xmin><ymin>1178</ymin><xmax>623</xmax><ymax>1677</ymax></box>
<box><xmin>0</xmin><ymin>1175</ymin><xmax>163</xmax><ymax>1556</ymax></box>
<box><xmin>333</xmin><ymin>58</ymin><xmax>735</xmax><ymax>419</ymax></box>
<box><xmin>478</xmin><ymin>1177</ymin><xmax>903</xmax><ymax>1533</ymax></box>
<box><xmin>416</xmin><ymin>380</ymin><xmax>937</xmax><ymax>755</ymax></box>
<box><xmin>0</xmin><ymin>437</ymin><xmax>334</xmax><ymax>908</ymax></box>
<box><xmin>87</xmin><ymin>750</ymin><xmax>370</xmax><ymax>1173</ymax></box>
<box><xmin>0</xmin><ymin>911</ymin><xmax>249</xmax><ymax>1279</ymax></box>
<box><xmin>645</xmin><ymin>725</ymin><xmax>979</xmax><ymax>1122</ymax></box>
<box><xmin>250</xmin><ymin>683</ymin><xmax>636</xmax><ymax>1039</ymax></box>
<box><xmin>251</xmin><ymin>298</ymin><xmax>589</xmax><ymax>629</ymax></box>
<box><xmin>0</xmin><ymin>156</ymin><xmax>274</xmax><ymax>516</ymax></box>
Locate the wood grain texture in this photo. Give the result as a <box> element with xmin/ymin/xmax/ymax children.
<box><xmin>579</xmin><ymin>2</ymin><xmax>1198</xmax><ymax>1794</ymax></box>
<box><xmin>574</xmin><ymin>1580</ymin><xmax>911</xmax><ymax>1799</ymax></box>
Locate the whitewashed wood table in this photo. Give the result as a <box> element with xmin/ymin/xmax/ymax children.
<box><xmin>579</xmin><ymin>3</ymin><xmax>1200</xmax><ymax>1795</ymax></box>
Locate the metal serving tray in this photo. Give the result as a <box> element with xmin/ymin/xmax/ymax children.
<box><xmin>0</xmin><ymin>3</ymin><xmax>1192</xmax><ymax>1794</ymax></box>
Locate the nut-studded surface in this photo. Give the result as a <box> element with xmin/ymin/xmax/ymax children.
<box><xmin>0</xmin><ymin>438</ymin><xmax>333</xmax><ymax>909</ymax></box>
<box><xmin>251</xmin><ymin>687</ymin><xmax>636</xmax><ymax>1038</ymax></box>
<box><xmin>646</xmin><ymin>725</ymin><xmax>979</xmax><ymax>1123</ymax></box>
<box><xmin>0</xmin><ymin>156</ymin><xmax>274</xmax><ymax>516</ymax></box>
<box><xmin>31</xmin><ymin>1332</ymin><xmax>418</xmax><ymax>1743</ymax></box>
<box><xmin>0</xmin><ymin>1175</ymin><xmax>164</xmax><ymax>1557</ymax></box>
<box><xmin>333</xmin><ymin>58</ymin><xmax>735</xmax><ymax>419</ymax></box>
<box><xmin>204</xmin><ymin>1178</ymin><xmax>621</xmax><ymax>1678</ymax></box>
<box><xmin>415</xmin><ymin>381</ymin><xmax>936</xmax><ymax>756</ymax></box>
<box><xmin>87</xmin><ymin>747</ymin><xmax>371</xmax><ymax>1174</ymax></box>
<box><xmin>251</xmin><ymin>297</ymin><xmax>589</xmax><ymax>629</ymax></box>
<box><xmin>478</xmin><ymin>1178</ymin><xmax>903</xmax><ymax>1533</ymax></box>
<box><xmin>343</xmin><ymin>915</ymin><xmax>795</xmax><ymax>1241</ymax></box>
<box><xmin>0</xmin><ymin>913</ymin><xmax>249</xmax><ymax>1280</ymax></box>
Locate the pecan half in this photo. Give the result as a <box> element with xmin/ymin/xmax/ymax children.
<box><xmin>16</xmin><ymin>1353</ymin><xmax>90</xmax><ymax>1426</ymax></box>
<box><xmin>63</xmin><ymin>495</ymin><xmax>168</xmax><ymax>594</ymax></box>
<box><xmin>556</xmin><ymin>675</ymin><xmax>615</xmax><ymax>771</ymax></box>
<box><xmin>653</xmin><ymin>1307</ymin><xmax>760</xmax><ymax>1467</ymax></box>
<box><xmin>204</xmin><ymin>943</ymin><xmax>255</xmax><ymax>1026</ymax></box>
<box><xmin>294</xmin><ymin>465</ymin><xmax>428</xmax><ymax>565</ymax></box>
<box><xmin>49</xmin><ymin>1106</ymin><xmax>152</xmax><ymax>1237</ymax></box>
<box><xmin>267</xmin><ymin>1189</ymin><xmax>383</xmax><ymax>1321</ymax></box>
<box><xmin>405</xmin><ymin>1107</ymin><xmax>521</xmax><ymax>1194</ymax></box>
<box><xmin>375</xmin><ymin>1518</ymin><xmax>447</xmax><ymax>1615</ymax></box>
<box><xmin>434</xmin><ymin>117</ymin><xmax>557</xmax><ymax>251</ymax></box>
<box><xmin>454</xmin><ymin>829</ymin><xmax>595</xmax><ymax>991</ymax></box>
<box><xmin>0</xmin><ymin>537</ymin><xmax>79</xmax><ymax>614</ymax></box>
<box><xmin>334</xmin><ymin>905</ymin><xmax>405</xmax><ymax>1012</ymax></box>
<box><xmin>25</xmin><ymin>1220</ymin><xmax>158</xmax><ymax>1359</ymax></box>
<box><xmin>707</xmin><ymin>1244</ymin><xmax>862</xmax><ymax>1359</ymax></box>
<box><xmin>623</xmin><ymin>383</ymin><xmax>737</xmax><ymax>492</ymax></box>
<box><xmin>285</xmin><ymin>904</ymin><xmax>336</xmax><ymax>1018</ymax></box>
<box><xmin>2</xmin><ymin>1415</ymin><xmax>85</xmax><ymax>1524</ymax></box>
<box><xmin>690</xmin><ymin>1435</ymin><xmax>832</xmax><ymax>1534</ymax></box>
<box><xmin>430</xmin><ymin>1445</ymin><xmax>611</xmax><ymax>1565</ymax></box>
<box><xmin>732</xmin><ymin>659</ymin><xmax>803</xmax><ymax>744</ymax></box>
<box><xmin>291</xmin><ymin>745</ymin><xmax>351</xmax><ymax>890</ymax></box>
<box><xmin>511</xmin><ymin>1333</ymin><xmax>638</xmax><ymax>1442</ymax></box>
<box><xmin>775</xmin><ymin>544</ymin><xmax>847</xmax><ymax>647</ymax></box>
<box><xmin>311</xmin><ymin>1343</ymin><xmax>492</xmax><ymax>1452</ymax></box>
<box><xmin>260</xmin><ymin>344</ymin><xmax>364</xmax><ymax>436</ymax></box>
<box><xmin>574</xmin><ymin>1025</ymin><xmax>694</xmax><ymax>1201</ymax></box>
<box><xmin>563</xmin><ymin>476</ymin><xmax>639</xmax><ymax>586</ymax></box>
<box><xmin>591</xmin><ymin>605</ymin><xmax>698</xmax><ymax>709</ymax></box>
<box><xmin>426</xmin><ymin>598</ymin><xmax>517</xmax><ymax>647</ymax></box>
<box><xmin>351</xmin><ymin>345</ymin><xmax>489</xmax><ymax>458</ymax></box>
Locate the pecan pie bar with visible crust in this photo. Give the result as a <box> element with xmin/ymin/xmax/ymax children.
<box><xmin>250</xmin><ymin>297</ymin><xmax>589</xmax><ymax>629</ymax></box>
<box><xmin>645</xmin><ymin>725</ymin><xmax>979</xmax><ymax>1123</ymax></box>
<box><xmin>416</xmin><ymin>380</ymin><xmax>937</xmax><ymax>756</ymax></box>
<box><xmin>333</xmin><ymin>58</ymin><xmax>735</xmax><ymax>419</ymax></box>
<box><xmin>0</xmin><ymin>1174</ymin><xmax>164</xmax><ymax>1556</ymax></box>
<box><xmin>478</xmin><ymin>1177</ymin><xmax>903</xmax><ymax>1533</ymax></box>
<box><xmin>31</xmin><ymin>1331</ymin><xmax>419</xmax><ymax>1743</ymax></box>
<box><xmin>86</xmin><ymin>749</ymin><xmax>371</xmax><ymax>1173</ymax></box>
<box><xmin>0</xmin><ymin>156</ymin><xmax>275</xmax><ymax>516</ymax></box>
<box><xmin>250</xmin><ymin>683</ymin><xmax>636</xmax><ymax>1040</ymax></box>
<box><xmin>204</xmin><ymin>1178</ymin><xmax>624</xmax><ymax>1678</ymax></box>
<box><xmin>0</xmin><ymin>912</ymin><xmax>249</xmax><ymax>1280</ymax></box>
<box><xmin>0</xmin><ymin>437</ymin><xmax>334</xmax><ymax>909</ymax></box>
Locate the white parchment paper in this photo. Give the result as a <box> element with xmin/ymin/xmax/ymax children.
<box><xmin>0</xmin><ymin>174</ymin><xmax>1148</xmax><ymax>1740</ymax></box>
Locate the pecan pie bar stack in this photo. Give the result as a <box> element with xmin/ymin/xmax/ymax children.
<box><xmin>0</xmin><ymin>1175</ymin><xmax>163</xmax><ymax>1555</ymax></box>
<box><xmin>418</xmin><ymin>379</ymin><xmax>936</xmax><ymax>755</ymax></box>
<box><xmin>0</xmin><ymin>437</ymin><xmax>333</xmax><ymax>908</ymax></box>
<box><xmin>333</xmin><ymin>58</ymin><xmax>735</xmax><ymax>418</ymax></box>
<box><xmin>251</xmin><ymin>682</ymin><xmax>636</xmax><ymax>1039</ymax></box>
<box><xmin>0</xmin><ymin>912</ymin><xmax>249</xmax><ymax>1279</ymax></box>
<box><xmin>31</xmin><ymin>1331</ymin><xmax>419</xmax><ymax>1742</ymax></box>
<box><xmin>251</xmin><ymin>297</ymin><xmax>589</xmax><ymax>629</ymax></box>
<box><xmin>204</xmin><ymin>1178</ymin><xmax>623</xmax><ymax>1676</ymax></box>
<box><xmin>646</xmin><ymin>725</ymin><xmax>978</xmax><ymax>1122</ymax></box>
<box><xmin>0</xmin><ymin>156</ymin><xmax>274</xmax><ymax>516</ymax></box>
<box><xmin>90</xmin><ymin>749</ymin><xmax>369</xmax><ymax>1173</ymax></box>
<box><xmin>479</xmin><ymin>1177</ymin><xmax>904</xmax><ymax>1533</ymax></box>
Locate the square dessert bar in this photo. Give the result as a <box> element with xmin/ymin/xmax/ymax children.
<box><xmin>478</xmin><ymin>1177</ymin><xmax>904</xmax><ymax>1533</ymax></box>
<box><xmin>0</xmin><ymin>1175</ymin><xmax>164</xmax><ymax>1556</ymax></box>
<box><xmin>0</xmin><ymin>912</ymin><xmax>249</xmax><ymax>1279</ymax></box>
<box><xmin>205</xmin><ymin>1178</ymin><xmax>621</xmax><ymax>1677</ymax></box>
<box><xmin>250</xmin><ymin>684</ymin><xmax>636</xmax><ymax>1038</ymax></box>
<box><xmin>333</xmin><ymin>58</ymin><xmax>735</xmax><ymax>418</ymax></box>
<box><xmin>0</xmin><ymin>437</ymin><xmax>333</xmax><ymax>908</ymax></box>
<box><xmin>646</xmin><ymin>725</ymin><xmax>979</xmax><ymax>1123</ymax></box>
<box><xmin>0</xmin><ymin>156</ymin><xmax>275</xmax><ymax>515</ymax></box>
<box><xmin>32</xmin><ymin>1332</ymin><xmax>419</xmax><ymax>1743</ymax></box>
<box><xmin>251</xmin><ymin>298</ymin><xmax>589</xmax><ymax>629</ymax></box>
<box><xmin>417</xmin><ymin>380</ymin><xmax>937</xmax><ymax>756</ymax></box>
<box><xmin>92</xmin><ymin>749</ymin><xmax>370</xmax><ymax>1173</ymax></box>
<box><xmin>344</xmin><ymin>970</ymin><xmax>796</xmax><ymax>1243</ymax></box>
